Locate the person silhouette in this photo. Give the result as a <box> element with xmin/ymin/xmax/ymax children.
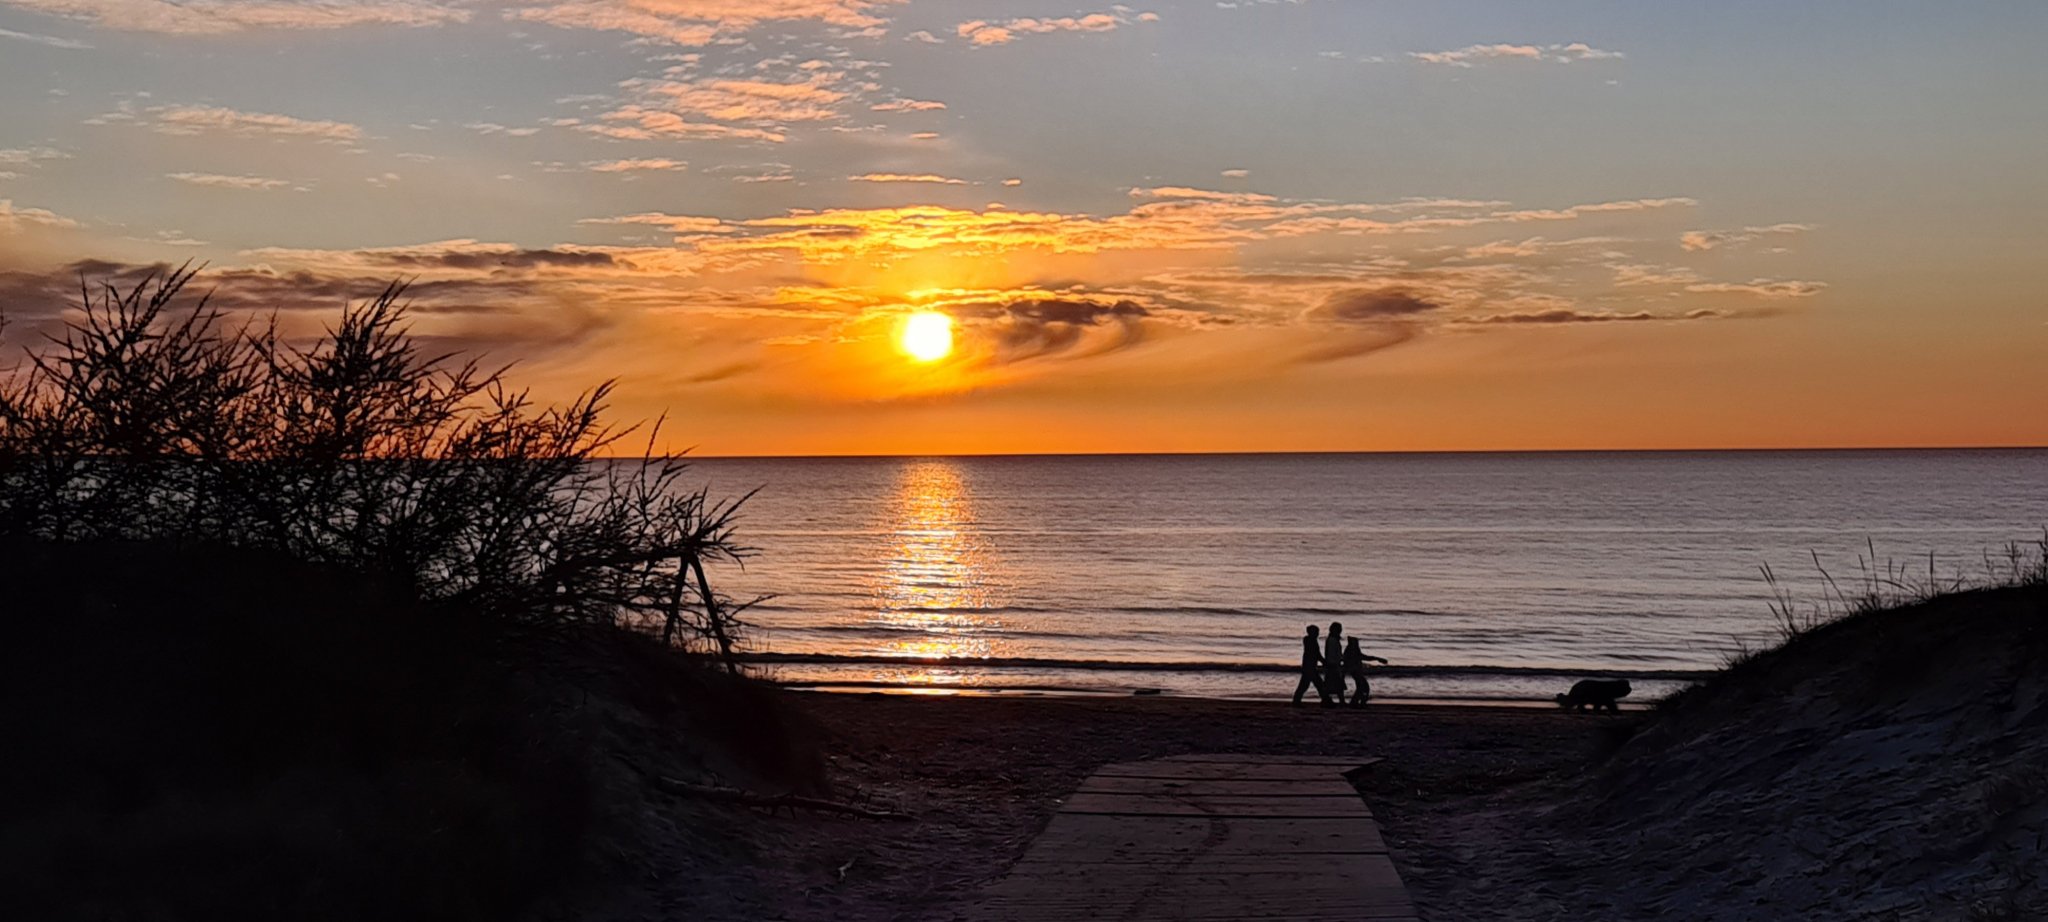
<box><xmin>1342</xmin><ymin>636</ymin><xmax>1389</xmax><ymax>707</ymax></box>
<box><xmin>1322</xmin><ymin>622</ymin><xmax>1346</xmax><ymax>707</ymax></box>
<box><xmin>1291</xmin><ymin>625</ymin><xmax>1327</xmax><ymax>705</ymax></box>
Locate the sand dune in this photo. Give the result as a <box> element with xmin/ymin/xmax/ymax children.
<box><xmin>1387</xmin><ymin>583</ymin><xmax>2048</xmax><ymax>920</ymax></box>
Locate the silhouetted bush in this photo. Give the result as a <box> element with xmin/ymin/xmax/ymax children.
<box><xmin>0</xmin><ymin>266</ymin><xmax>755</xmax><ymax>656</ymax></box>
<box><xmin>0</xmin><ymin>269</ymin><xmax>815</xmax><ymax>920</ymax></box>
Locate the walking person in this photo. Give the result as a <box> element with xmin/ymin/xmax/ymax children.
<box><xmin>1342</xmin><ymin>636</ymin><xmax>1389</xmax><ymax>707</ymax></box>
<box><xmin>1291</xmin><ymin>625</ymin><xmax>1327</xmax><ymax>705</ymax></box>
<box><xmin>1321</xmin><ymin>622</ymin><xmax>1346</xmax><ymax>707</ymax></box>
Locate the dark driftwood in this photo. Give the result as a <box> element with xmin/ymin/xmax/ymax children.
<box><xmin>652</xmin><ymin>777</ymin><xmax>914</xmax><ymax>821</ymax></box>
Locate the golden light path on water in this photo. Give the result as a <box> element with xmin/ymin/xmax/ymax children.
<box><xmin>863</xmin><ymin>459</ymin><xmax>1009</xmax><ymax>688</ymax></box>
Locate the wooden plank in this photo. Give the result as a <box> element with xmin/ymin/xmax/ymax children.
<box><xmin>983</xmin><ymin>886</ymin><xmax>1412</xmax><ymax>907</ymax></box>
<box><xmin>1159</xmin><ymin>754</ymin><xmax>1380</xmax><ymax>767</ymax></box>
<box><xmin>983</xmin><ymin>873</ymin><xmax>1409</xmax><ymax>897</ymax></box>
<box><xmin>1012</xmin><ymin>850</ymin><xmax>1405</xmax><ymax>877</ymax></box>
<box><xmin>1076</xmin><ymin>776</ymin><xmax>1366</xmax><ymax>797</ymax></box>
<box><xmin>1092</xmin><ymin>763</ymin><xmax>1355</xmax><ymax>781</ymax></box>
<box><xmin>968</xmin><ymin>754</ymin><xmax>1414</xmax><ymax>921</ymax></box>
<box><xmin>1062</xmin><ymin>792</ymin><xmax>1371</xmax><ymax>818</ymax></box>
<box><xmin>973</xmin><ymin>893</ymin><xmax>1418</xmax><ymax>921</ymax></box>
<box><xmin>1018</xmin><ymin>813</ymin><xmax>1387</xmax><ymax>856</ymax></box>
<box><xmin>971</xmin><ymin>907</ymin><xmax>1419</xmax><ymax>921</ymax></box>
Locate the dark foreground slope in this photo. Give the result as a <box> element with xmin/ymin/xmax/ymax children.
<box><xmin>1386</xmin><ymin>582</ymin><xmax>2048</xmax><ymax>921</ymax></box>
<box><xmin>0</xmin><ymin>539</ymin><xmax>824</xmax><ymax>922</ymax></box>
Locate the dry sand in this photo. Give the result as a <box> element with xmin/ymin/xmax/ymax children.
<box><xmin>645</xmin><ymin>693</ymin><xmax>1618</xmax><ymax>920</ymax></box>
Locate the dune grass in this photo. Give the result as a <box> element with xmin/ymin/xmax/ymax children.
<box><xmin>1655</xmin><ymin>532</ymin><xmax>2046</xmax><ymax>725</ymax></box>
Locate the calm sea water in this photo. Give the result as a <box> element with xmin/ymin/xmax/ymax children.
<box><xmin>685</xmin><ymin>450</ymin><xmax>2048</xmax><ymax>701</ymax></box>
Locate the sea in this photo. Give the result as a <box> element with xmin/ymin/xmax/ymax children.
<box><xmin>684</xmin><ymin>450</ymin><xmax>2048</xmax><ymax>703</ymax></box>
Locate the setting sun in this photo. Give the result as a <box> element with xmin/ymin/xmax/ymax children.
<box><xmin>898</xmin><ymin>312</ymin><xmax>954</xmax><ymax>363</ymax></box>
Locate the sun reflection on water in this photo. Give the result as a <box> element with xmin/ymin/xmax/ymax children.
<box><xmin>867</xmin><ymin>459</ymin><xmax>1008</xmax><ymax>666</ymax></box>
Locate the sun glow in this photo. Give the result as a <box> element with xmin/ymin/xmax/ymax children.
<box><xmin>898</xmin><ymin>311</ymin><xmax>954</xmax><ymax>362</ymax></box>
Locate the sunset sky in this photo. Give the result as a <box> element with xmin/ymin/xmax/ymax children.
<box><xmin>2</xmin><ymin>0</ymin><xmax>2043</xmax><ymax>455</ymax></box>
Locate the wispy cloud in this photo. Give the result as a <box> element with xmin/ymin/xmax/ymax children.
<box><xmin>957</xmin><ymin>9</ymin><xmax>1156</xmax><ymax>46</ymax></box>
<box><xmin>0</xmin><ymin>199</ymin><xmax>80</xmax><ymax>231</ymax></box>
<box><xmin>849</xmin><ymin>172</ymin><xmax>969</xmax><ymax>184</ymax></box>
<box><xmin>0</xmin><ymin>147</ymin><xmax>71</xmax><ymax>166</ymax></box>
<box><xmin>1680</xmin><ymin>223</ymin><xmax>1812</xmax><ymax>252</ymax></box>
<box><xmin>635</xmin><ymin>71</ymin><xmax>850</xmax><ymax>123</ymax></box>
<box><xmin>580</xmin><ymin>108</ymin><xmax>788</xmax><ymax>143</ymax></box>
<box><xmin>150</xmin><ymin>105</ymin><xmax>362</xmax><ymax>142</ymax></box>
<box><xmin>578</xmin><ymin>212</ymin><xmax>732</xmax><ymax>234</ymax></box>
<box><xmin>712</xmin><ymin>163</ymin><xmax>796</xmax><ymax>183</ymax></box>
<box><xmin>167</xmin><ymin>171</ymin><xmax>290</xmax><ymax>190</ymax></box>
<box><xmin>587</xmin><ymin>158</ymin><xmax>686</xmax><ymax>173</ymax></box>
<box><xmin>583</xmin><ymin>69</ymin><xmax>855</xmax><ymax>145</ymax></box>
<box><xmin>870</xmin><ymin>98</ymin><xmax>946</xmax><ymax>112</ymax></box>
<box><xmin>0</xmin><ymin>0</ymin><xmax>468</xmax><ymax>35</ymax></box>
<box><xmin>1611</xmin><ymin>264</ymin><xmax>1702</xmax><ymax>287</ymax></box>
<box><xmin>1411</xmin><ymin>42</ymin><xmax>1623</xmax><ymax>67</ymax></box>
<box><xmin>1130</xmin><ymin>185</ymin><xmax>1276</xmax><ymax>203</ymax></box>
<box><xmin>141</xmin><ymin>229</ymin><xmax>208</xmax><ymax>247</ymax></box>
<box><xmin>466</xmin><ymin>122</ymin><xmax>542</xmax><ymax>137</ymax></box>
<box><xmin>1685</xmin><ymin>279</ymin><xmax>1826</xmax><ymax>298</ymax></box>
<box><xmin>0</xmin><ymin>25</ymin><xmax>91</xmax><ymax>47</ymax></box>
<box><xmin>507</xmin><ymin>0</ymin><xmax>899</xmax><ymax>46</ymax></box>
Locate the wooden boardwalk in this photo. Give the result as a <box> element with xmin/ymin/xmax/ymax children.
<box><xmin>970</xmin><ymin>754</ymin><xmax>1417</xmax><ymax>921</ymax></box>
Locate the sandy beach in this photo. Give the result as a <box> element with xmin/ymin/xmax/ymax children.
<box><xmin>671</xmin><ymin>692</ymin><xmax>1611</xmax><ymax>920</ymax></box>
<box><xmin>652</xmin><ymin>577</ymin><xmax>2048</xmax><ymax>922</ymax></box>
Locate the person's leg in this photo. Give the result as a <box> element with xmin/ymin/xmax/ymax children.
<box><xmin>1292</xmin><ymin>671</ymin><xmax>1313</xmax><ymax>704</ymax></box>
<box><xmin>1352</xmin><ymin>675</ymin><xmax>1370</xmax><ymax>706</ymax></box>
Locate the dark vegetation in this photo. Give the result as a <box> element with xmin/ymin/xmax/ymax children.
<box><xmin>1388</xmin><ymin>540</ymin><xmax>2048</xmax><ymax>921</ymax></box>
<box><xmin>0</xmin><ymin>269</ymin><xmax>817</xmax><ymax>920</ymax></box>
<box><xmin>0</xmin><ymin>267</ymin><xmax>758</xmax><ymax>647</ymax></box>
<box><xmin>1662</xmin><ymin>534</ymin><xmax>2048</xmax><ymax>720</ymax></box>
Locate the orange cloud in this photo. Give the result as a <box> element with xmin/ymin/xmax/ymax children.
<box><xmin>507</xmin><ymin>0</ymin><xmax>900</xmax><ymax>45</ymax></box>
<box><xmin>0</xmin><ymin>182</ymin><xmax>1823</xmax><ymax>428</ymax></box>
<box><xmin>1680</xmin><ymin>223</ymin><xmax>1812</xmax><ymax>252</ymax></box>
<box><xmin>580</xmin><ymin>107</ymin><xmax>788</xmax><ymax>143</ymax></box>
<box><xmin>957</xmin><ymin>10</ymin><xmax>1151</xmax><ymax>46</ymax></box>
<box><xmin>0</xmin><ymin>199</ymin><xmax>80</xmax><ymax>231</ymax></box>
<box><xmin>150</xmin><ymin>105</ymin><xmax>362</xmax><ymax>142</ymax></box>
<box><xmin>587</xmin><ymin>158</ymin><xmax>686</xmax><ymax>172</ymax></box>
<box><xmin>849</xmin><ymin>173</ymin><xmax>969</xmax><ymax>184</ymax></box>
<box><xmin>1685</xmin><ymin>279</ymin><xmax>1827</xmax><ymax>298</ymax></box>
<box><xmin>634</xmin><ymin>71</ymin><xmax>850</xmax><ymax>123</ymax></box>
<box><xmin>1129</xmin><ymin>186</ymin><xmax>1277</xmax><ymax>204</ymax></box>
<box><xmin>582</xmin><ymin>69</ymin><xmax>862</xmax><ymax>145</ymax></box>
